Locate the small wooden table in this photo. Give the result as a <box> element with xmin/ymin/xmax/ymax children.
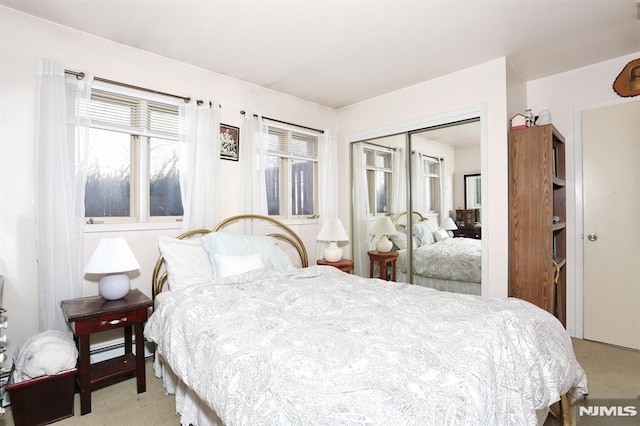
<box><xmin>61</xmin><ymin>289</ymin><xmax>152</xmax><ymax>415</ymax></box>
<box><xmin>368</xmin><ymin>250</ymin><xmax>399</xmax><ymax>281</ymax></box>
<box><xmin>317</xmin><ymin>258</ymin><xmax>354</xmax><ymax>273</ymax></box>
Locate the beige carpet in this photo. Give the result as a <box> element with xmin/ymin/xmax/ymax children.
<box><xmin>1</xmin><ymin>338</ymin><xmax>639</xmax><ymax>426</ymax></box>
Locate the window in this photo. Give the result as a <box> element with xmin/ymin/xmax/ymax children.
<box><xmin>364</xmin><ymin>146</ymin><xmax>393</xmax><ymax>215</ymax></box>
<box><xmin>84</xmin><ymin>86</ymin><xmax>183</xmax><ymax>224</ymax></box>
<box><xmin>423</xmin><ymin>156</ymin><xmax>441</xmax><ymax>212</ymax></box>
<box><xmin>264</xmin><ymin>124</ymin><xmax>318</xmax><ymax>218</ymax></box>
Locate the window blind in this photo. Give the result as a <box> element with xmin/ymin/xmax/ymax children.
<box><xmin>85</xmin><ymin>89</ymin><xmax>180</xmax><ymax>140</ymax></box>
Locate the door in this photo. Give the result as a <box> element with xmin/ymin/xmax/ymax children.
<box><xmin>583</xmin><ymin>100</ymin><xmax>640</xmax><ymax>350</ymax></box>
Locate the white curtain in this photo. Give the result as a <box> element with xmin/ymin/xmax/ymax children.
<box><xmin>240</xmin><ymin>111</ymin><xmax>268</xmax><ymax>216</ymax></box>
<box><xmin>178</xmin><ymin>100</ymin><xmax>221</xmax><ymax>230</ymax></box>
<box><xmin>317</xmin><ymin>129</ymin><xmax>339</xmax><ymax>257</ymax></box>
<box><xmin>391</xmin><ymin>147</ymin><xmax>406</xmax><ymax>216</ymax></box>
<box><xmin>35</xmin><ymin>58</ymin><xmax>93</xmax><ymax>333</ymax></box>
<box><xmin>411</xmin><ymin>151</ymin><xmax>426</xmax><ymax>214</ymax></box>
<box><xmin>437</xmin><ymin>157</ymin><xmax>447</xmax><ymax>222</ymax></box>
<box><xmin>352</xmin><ymin>143</ymin><xmax>371</xmax><ymax>277</ymax></box>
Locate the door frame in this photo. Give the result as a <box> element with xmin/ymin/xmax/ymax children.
<box><xmin>572</xmin><ymin>96</ymin><xmax>640</xmax><ymax>339</ymax></box>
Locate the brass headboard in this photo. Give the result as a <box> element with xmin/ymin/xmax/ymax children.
<box><xmin>151</xmin><ymin>214</ymin><xmax>309</xmax><ymax>300</ymax></box>
<box><xmin>392</xmin><ymin>211</ymin><xmax>427</xmax><ymax>229</ymax></box>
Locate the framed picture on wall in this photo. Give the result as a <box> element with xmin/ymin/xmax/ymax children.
<box><xmin>220</xmin><ymin>124</ymin><xmax>240</xmax><ymax>161</ymax></box>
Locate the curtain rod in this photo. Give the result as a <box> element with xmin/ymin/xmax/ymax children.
<box><xmin>361</xmin><ymin>141</ymin><xmax>397</xmax><ymax>152</ymax></box>
<box><xmin>65</xmin><ymin>69</ymin><xmax>196</xmax><ymax>104</ymax></box>
<box><xmin>240</xmin><ymin>110</ymin><xmax>324</xmax><ymax>134</ymax></box>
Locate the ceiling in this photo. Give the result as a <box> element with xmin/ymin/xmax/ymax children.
<box><xmin>2</xmin><ymin>0</ymin><xmax>639</xmax><ymax>109</ymax></box>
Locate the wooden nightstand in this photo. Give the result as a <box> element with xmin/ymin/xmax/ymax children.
<box><xmin>368</xmin><ymin>250</ymin><xmax>399</xmax><ymax>281</ymax></box>
<box><xmin>453</xmin><ymin>224</ymin><xmax>482</xmax><ymax>239</ymax></box>
<box><xmin>61</xmin><ymin>289</ymin><xmax>152</xmax><ymax>415</ymax></box>
<box><xmin>317</xmin><ymin>258</ymin><xmax>354</xmax><ymax>273</ymax></box>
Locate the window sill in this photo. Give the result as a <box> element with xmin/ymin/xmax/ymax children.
<box><xmin>84</xmin><ymin>222</ymin><xmax>183</xmax><ymax>233</ymax></box>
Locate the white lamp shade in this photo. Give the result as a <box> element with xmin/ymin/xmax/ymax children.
<box><xmin>85</xmin><ymin>238</ymin><xmax>140</xmax><ymax>274</ymax></box>
<box><xmin>85</xmin><ymin>238</ymin><xmax>140</xmax><ymax>300</ymax></box>
<box><xmin>372</xmin><ymin>216</ymin><xmax>397</xmax><ymax>236</ymax></box>
<box><xmin>317</xmin><ymin>219</ymin><xmax>349</xmax><ymax>243</ymax></box>
<box><xmin>441</xmin><ymin>217</ymin><xmax>458</xmax><ymax>231</ymax></box>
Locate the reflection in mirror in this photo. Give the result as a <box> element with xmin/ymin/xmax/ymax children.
<box><xmin>465</xmin><ymin>174</ymin><xmax>482</xmax><ymax>210</ymax></box>
<box><xmin>351</xmin><ymin>118</ymin><xmax>482</xmax><ymax>296</ymax></box>
<box><xmin>351</xmin><ymin>135</ymin><xmax>406</xmax><ymax>278</ymax></box>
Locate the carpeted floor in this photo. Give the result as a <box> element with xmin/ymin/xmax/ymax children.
<box><xmin>1</xmin><ymin>338</ymin><xmax>639</xmax><ymax>425</ymax></box>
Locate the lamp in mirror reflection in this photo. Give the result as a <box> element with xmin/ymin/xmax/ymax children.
<box><xmin>441</xmin><ymin>217</ymin><xmax>458</xmax><ymax>237</ymax></box>
<box><xmin>85</xmin><ymin>238</ymin><xmax>140</xmax><ymax>300</ymax></box>
<box><xmin>317</xmin><ymin>219</ymin><xmax>349</xmax><ymax>262</ymax></box>
<box><xmin>372</xmin><ymin>216</ymin><xmax>397</xmax><ymax>252</ymax></box>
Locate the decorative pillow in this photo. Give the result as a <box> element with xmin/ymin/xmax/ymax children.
<box><xmin>390</xmin><ymin>232</ymin><xmax>408</xmax><ymax>250</ymax></box>
<box><xmin>412</xmin><ymin>220</ymin><xmax>440</xmax><ymax>246</ymax></box>
<box><xmin>215</xmin><ymin>253</ymin><xmax>265</xmax><ymax>279</ymax></box>
<box><xmin>201</xmin><ymin>231</ymin><xmax>293</xmax><ymax>279</ymax></box>
<box><xmin>159</xmin><ymin>236</ymin><xmax>213</xmax><ymax>291</ymax></box>
<box><xmin>434</xmin><ymin>229</ymin><xmax>450</xmax><ymax>242</ymax></box>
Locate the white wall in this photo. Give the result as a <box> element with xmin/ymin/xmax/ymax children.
<box><xmin>526</xmin><ymin>51</ymin><xmax>640</xmax><ymax>337</ymax></box>
<box><xmin>0</xmin><ymin>6</ymin><xmax>336</xmax><ymax>364</ymax></box>
<box><xmin>337</xmin><ymin>58</ymin><xmax>510</xmax><ymax>299</ymax></box>
<box><xmin>453</xmin><ymin>145</ymin><xmax>481</xmax><ymax>211</ymax></box>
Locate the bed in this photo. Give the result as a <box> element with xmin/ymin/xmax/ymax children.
<box><xmin>144</xmin><ymin>214</ymin><xmax>587</xmax><ymax>426</ymax></box>
<box><xmin>391</xmin><ymin>212</ymin><xmax>482</xmax><ymax>295</ymax></box>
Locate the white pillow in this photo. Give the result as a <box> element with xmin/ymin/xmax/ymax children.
<box><xmin>201</xmin><ymin>231</ymin><xmax>293</xmax><ymax>279</ymax></box>
<box><xmin>434</xmin><ymin>229</ymin><xmax>450</xmax><ymax>242</ymax></box>
<box><xmin>215</xmin><ymin>253</ymin><xmax>265</xmax><ymax>279</ymax></box>
<box><xmin>158</xmin><ymin>236</ymin><xmax>213</xmax><ymax>291</ymax></box>
<box><xmin>412</xmin><ymin>220</ymin><xmax>440</xmax><ymax>246</ymax></box>
<box><xmin>390</xmin><ymin>232</ymin><xmax>408</xmax><ymax>250</ymax></box>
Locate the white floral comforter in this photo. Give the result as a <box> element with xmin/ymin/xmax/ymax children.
<box><xmin>397</xmin><ymin>237</ymin><xmax>481</xmax><ymax>283</ymax></box>
<box><xmin>144</xmin><ymin>266</ymin><xmax>587</xmax><ymax>426</ymax></box>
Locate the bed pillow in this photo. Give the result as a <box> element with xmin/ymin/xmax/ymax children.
<box><xmin>215</xmin><ymin>253</ymin><xmax>265</xmax><ymax>279</ymax></box>
<box><xmin>434</xmin><ymin>229</ymin><xmax>450</xmax><ymax>242</ymax></box>
<box><xmin>390</xmin><ymin>229</ymin><xmax>418</xmax><ymax>250</ymax></box>
<box><xmin>390</xmin><ymin>232</ymin><xmax>408</xmax><ymax>250</ymax></box>
<box><xmin>201</xmin><ymin>231</ymin><xmax>293</xmax><ymax>279</ymax></box>
<box><xmin>412</xmin><ymin>220</ymin><xmax>440</xmax><ymax>246</ymax></box>
<box><xmin>158</xmin><ymin>236</ymin><xmax>213</xmax><ymax>291</ymax></box>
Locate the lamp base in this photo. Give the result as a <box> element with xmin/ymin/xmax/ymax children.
<box><xmin>99</xmin><ymin>273</ymin><xmax>130</xmax><ymax>300</ymax></box>
<box><xmin>323</xmin><ymin>242</ymin><xmax>343</xmax><ymax>262</ymax></box>
<box><xmin>376</xmin><ymin>236</ymin><xmax>393</xmax><ymax>252</ymax></box>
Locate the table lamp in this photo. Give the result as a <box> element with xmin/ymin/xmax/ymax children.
<box><xmin>372</xmin><ymin>216</ymin><xmax>397</xmax><ymax>252</ymax></box>
<box><xmin>442</xmin><ymin>217</ymin><xmax>458</xmax><ymax>237</ymax></box>
<box><xmin>317</xmin><ymin>218</ymin><xmax>349</xmax><ymax>262</ymax></box>
<box><xmin>85</xmin><ymin>237</ymin><xmax>140</xmax><ymax>300</ymax></box>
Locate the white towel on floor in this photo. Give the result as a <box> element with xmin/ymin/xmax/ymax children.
<box><xmin>11</xmin><ymin>330</ymin><xmax>77</xmax><ymax>383</ymax></box>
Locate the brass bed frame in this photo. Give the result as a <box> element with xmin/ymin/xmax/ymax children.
<box><xmin>151</xmin><ymin>214</ymin><xmax>308</xmax><ymax>300</ymax></box>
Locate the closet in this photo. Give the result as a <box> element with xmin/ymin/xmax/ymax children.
<box><xmin>350</xmin><ymin>116</ymin><xmax>483</xmax><ymax>294</ymax></box>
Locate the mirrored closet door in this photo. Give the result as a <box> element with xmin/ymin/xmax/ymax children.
<box><xmin>351</xmin><ymin>117</ymin><xmax>482</xmax><ymax>295</ymax></box>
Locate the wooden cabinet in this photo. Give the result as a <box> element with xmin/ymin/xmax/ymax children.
<box><xmin>453</xmin><ymin>225</ymin><xmax>481</xmax><ymax>239</ymax></box>
<box><xmin>508</xmin><ymin>124</ymin><xmax>566</xmax><ymax>326</ymax></box>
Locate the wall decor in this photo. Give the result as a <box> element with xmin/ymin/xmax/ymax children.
<box><xmin>220</xmin><ymin>124</ymin><xmax>240</xmax><ymax>161</ymax></box>
<box><xmin>612</xmin><ymin>58</ymin><xmax>640</xmax><ymax>98</ymax></box>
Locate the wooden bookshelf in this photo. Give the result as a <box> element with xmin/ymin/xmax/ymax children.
<box><xmin>508</xmin><ymin>124</ymin><xmax>566</xmax><ymax>326</ymax></box>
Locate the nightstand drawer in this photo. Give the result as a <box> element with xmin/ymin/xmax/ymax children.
<box><xmin>74</xmin><ymin>308</ymin><xmax>148</xmax><ymax>335</ymax></box>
